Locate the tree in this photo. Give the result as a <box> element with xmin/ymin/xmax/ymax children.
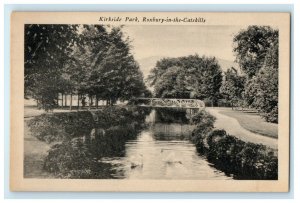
<box><xmin>154</xmin><ymin>66</ymin><xmax>185</xmax><ymax>98</ymax></box>
<box><xmin>147</xmin><ymin>55</ymin><xmax>223</xmax><ymax>105</ymax></box>
<box><xmin>88</xmin><ymin>26</ymin><xmax>147</xmax><ymax>104</ymax></box>
<box><xmin>248</xmin><ymin>42</ymin><xmax>278</xmax><ymax>122</ymax></box>
<box><xmin>25</xmin><ymin>24</ymin><xmax>149</xmax><ymax>110</ymax></box>
<box><xmin>220</xmin><ymin>67</ymin><xmax>245</xmax><ymax>108</ymax></box>
<box><xmin>233</xmin><ymin>26</ymin><xmax>279</xmax><ymax>123</ymax></box>
<box><xmin>233</xmin><ymin>26</ymin><xmax>278</xmax><ymax>78</ymax></box>
<box><xmin>194</xmin><ymin>56</ymin><xmax>223</xmax><ymax>105</ymax></box>
<box><xmin>67</xmin><ymin>25</ymin><xmax>148</xmax><ymax>106</ymax></box>
<box><xmin>25</xmin><ymin>24</ymin><xmax>79</xmax><ymax>110</ymax></box>
<box><xmin>71</xmin><ymin>25</ymin><xmax>112</xmax><ymax>107</ymax></box>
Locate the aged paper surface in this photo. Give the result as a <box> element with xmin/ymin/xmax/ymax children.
<box><xmin>10</xmin><ymin>12</ymin><xmax>290</xmax><ymax>192</ymax></box>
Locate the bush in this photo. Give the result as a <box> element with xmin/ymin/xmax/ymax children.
<box><xmin>28</xmin><ymin>107</ymin><xmax>149</xmax><ymax>143</ymax></box>
<box><xmin>93</xmin><ymin>106</ymin><xmax>149</xmax><ymax>128</ymax></box>
<box><xmin>190</xmin><ymin>111</ymin><xmax>278</xmax><ymax>179</ymax></box>
<box><xmin>44</xmin><ymin>137</ymin><xmax>96</xmax><ymax>178</ymax></box>
<box><xmin>190</xmin><ymin>110</ymin><xmax>216</xmax><ymax>148</ymax></box>
<box><xmin>191</xmin><ymin>110</ymin><xmax>216</xmax><ymax>126</ymax></box>
<box><xmin>206</xmin><ymin>129</ymin><xmax>227</xmax><ymax>147</ymax></box>
<box><xmin>206</xmin><ymin>130</ymin><xmax>243</xmax><ymax>171</ymax></box>
<box><xmin>202</xmin><ymin>129</ymin><xmax>278</xmax><ymax>179</ymax></box>
<box><xmin>262</xmin><ymin>106</ymin><xmax>278</xmax><ymax>123</ymax></box>
<box><xmin>28</xmin><ymin>111</ymin><xmax>95</xmax><ymax>143</ymax></box>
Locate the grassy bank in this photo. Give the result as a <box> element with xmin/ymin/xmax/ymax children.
<box><xmin>190</xmin><ymin>110</ymin><xmax>278</xmax><ymax>180</ymax></box>
<box><xmin>219</xmin><ymin>109</ymin><xmax>278</xmax><ymax>138</ymax></box>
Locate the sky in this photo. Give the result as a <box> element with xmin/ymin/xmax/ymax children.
<box><xmin>122</xmin><ymin>25</ymin><xmax>246</xmax><ymax>62</ymax></box>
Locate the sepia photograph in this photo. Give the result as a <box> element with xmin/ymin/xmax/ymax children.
<box><xmin>10</xmin><ymin>12</ymin><xmax>290</xmax><ymax>192</ymax></box>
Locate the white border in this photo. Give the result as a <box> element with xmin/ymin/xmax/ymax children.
<box><xmin>1</xmin><ymin>0</ymin><xmax>299</xmax><ymax>202</ymax></box>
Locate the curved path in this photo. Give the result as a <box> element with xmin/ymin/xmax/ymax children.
<box><xmin>205</xmin><ymin>108</ymin><xmax>278</xmax><ymax>149</ymax></box>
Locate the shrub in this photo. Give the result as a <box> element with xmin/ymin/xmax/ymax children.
<box><xmin>202</xmin><ymin>129</ymin><xmax>278</xmax><ymax>179</ymax></box>
<box><xmin>28</xmin><ymin>107</ymin><xmax>149</xmax><ymax>143</ymax></box>
<box><xmin>190</xmin><ymin>110</ymin><xmax>216</xmax><ymax>148</ymax></box>
<box><xmin>93</xmin><ymin>106</ymin><xmax>149</xmax><ymax>129</ymax></box>
<box><xmin>206</xmin><ymin>130</ymin><xmax>243</xmax><ymax>171</ymax></box>
<box><xmin>190</xmin><ymin>111</ymin><xmax>278</xmax><ymax>180</ymax></box>
<box><xmin>191</xmin><ymin>110</ymin><xmax>216</xmax><ymax>126</ymax></box>
<box><xmin>206</xmin><ymin>129</ymin><xmax>227</xmax><ymax>148</ymax></box>
<box><xmin>28</xmin><ymin>111</ymin><xmax>95</xmax><ymax>143</ymax></box>
<box><xmin>44</xmin><ymin>137</ymin><xmax>95</xmax><ymax>178</ymax></box>
<box><xmin>262</xmin><ymin>106</ymin><xmax>278</xmax><ymax>123</ymax></box>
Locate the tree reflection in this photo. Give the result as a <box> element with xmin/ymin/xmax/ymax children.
<box><xmin>43</xmin><ymin>107</ymin><xmax>150</xmax><ymax>179</ymax></box>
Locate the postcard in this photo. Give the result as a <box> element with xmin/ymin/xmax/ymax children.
<box><xmin>10</xmin><ymin>12</ymin><xmax>290</xmax><ymax>192</ymax></box>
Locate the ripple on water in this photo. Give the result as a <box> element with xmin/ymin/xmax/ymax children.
<box><xmin>99</xmin><ymin>122</ymin><xmax>232</xmax><ymax>180</ymax></box>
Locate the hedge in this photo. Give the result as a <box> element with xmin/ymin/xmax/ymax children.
<box><xmin>190</xmin><ymin>111</ymin><xmax>278</xmax><ymax>180</ymax></box>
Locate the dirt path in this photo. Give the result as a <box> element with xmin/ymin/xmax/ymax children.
<box><xmin>205</xmin><ymin>108</ymin><xmax>278</xmax><ymax>149</ymax></box>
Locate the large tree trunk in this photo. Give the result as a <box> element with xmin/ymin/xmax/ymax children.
<box><xmin>89</xmin><ymin>96</ymin><xmax>92</xmax><ymax>110</ymax></box>
<box><xmin>56</xmin><ymin>94</ymin><xmax>59</xmax><ymax>107</ymax></box>
<box><xmin>81</xmin><ymin>96</ymin><xmax>86</xmax><ymax>108</ymax></box>
<box><xmin>65</xmin><ymin>94</ymin><xmax>67</xmax><ymax>107</ymax></box>
<box><xmin>77</xmin><ymin>94</ymin><xmax>80</xmax><ymax>109</ymax></box>
<box><xmin>70</xmin><ymin>94</ymin><xmax>73</xmax><ymax>111</ymax></box>
<box><xmin>61</xmin><ymin>94</ymin><xmax>64</xmax><ymax>107</ymax></box>
<box><xmin>96</xmin><ymin>96</ymin><xmax>99</xmax><ymax>109</ymax></box>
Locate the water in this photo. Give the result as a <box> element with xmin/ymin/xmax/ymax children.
<box><xmin>98</xmin><ymin>109</ymin><xmax>232</xmax><ymax>180</ymax></box>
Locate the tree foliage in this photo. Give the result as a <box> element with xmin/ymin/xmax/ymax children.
<box><xmin>220</xmin><ymin>67</ymin><xmax>245</xmax><ymax>107</ymax></box>
<box><xmin>244</xmin><ymin>42</ymin><xmax>279</xmax><ymax>122</ymax></box>
<box><xmin>25</xmin><ymin>24</ymin><xmax>149</xmax><ymax>110</ymax></box>
<box><xmin>233</xmin><ymin>26</ymin><xmax>278</xmax><ymax>78</ymax></box>
<box><xmin>25</xmin><ymin>24</ymin><xmax>79</xmax><ymax>110</ymax></box>
<box><xmin>147</xmin><ymin>55</ymin><xmax>223</xmax><ymax>105</ymax></box>
<box><xmin>71</xmin><ymin>25</ymin><xmax>147</xmax><ymax>104</ymax></box>
<box><xmin>233</xmin><ymin>26</ymin><xmax>279</xmax><ymax>123</ymax></box>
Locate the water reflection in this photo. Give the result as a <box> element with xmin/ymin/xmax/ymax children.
<box><xmin>96</xmin><ymin>109</ymin><xmax>231</xmax><ymax>180</ymax></box>
<box><xmin>43</xmin><ymin>108</ymin><xmax>232</xmax><ymax>179</ymax></box>
<box><xmin>149</xmin><ymin>109</ymin><xmax>195</xmax><ymax>140</ymax></box>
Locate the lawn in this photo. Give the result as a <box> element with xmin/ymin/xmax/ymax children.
<box><xmin>219</xmin><ymin>109</ymin><xmax>278</xmax><ymax>138</ymax></box>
